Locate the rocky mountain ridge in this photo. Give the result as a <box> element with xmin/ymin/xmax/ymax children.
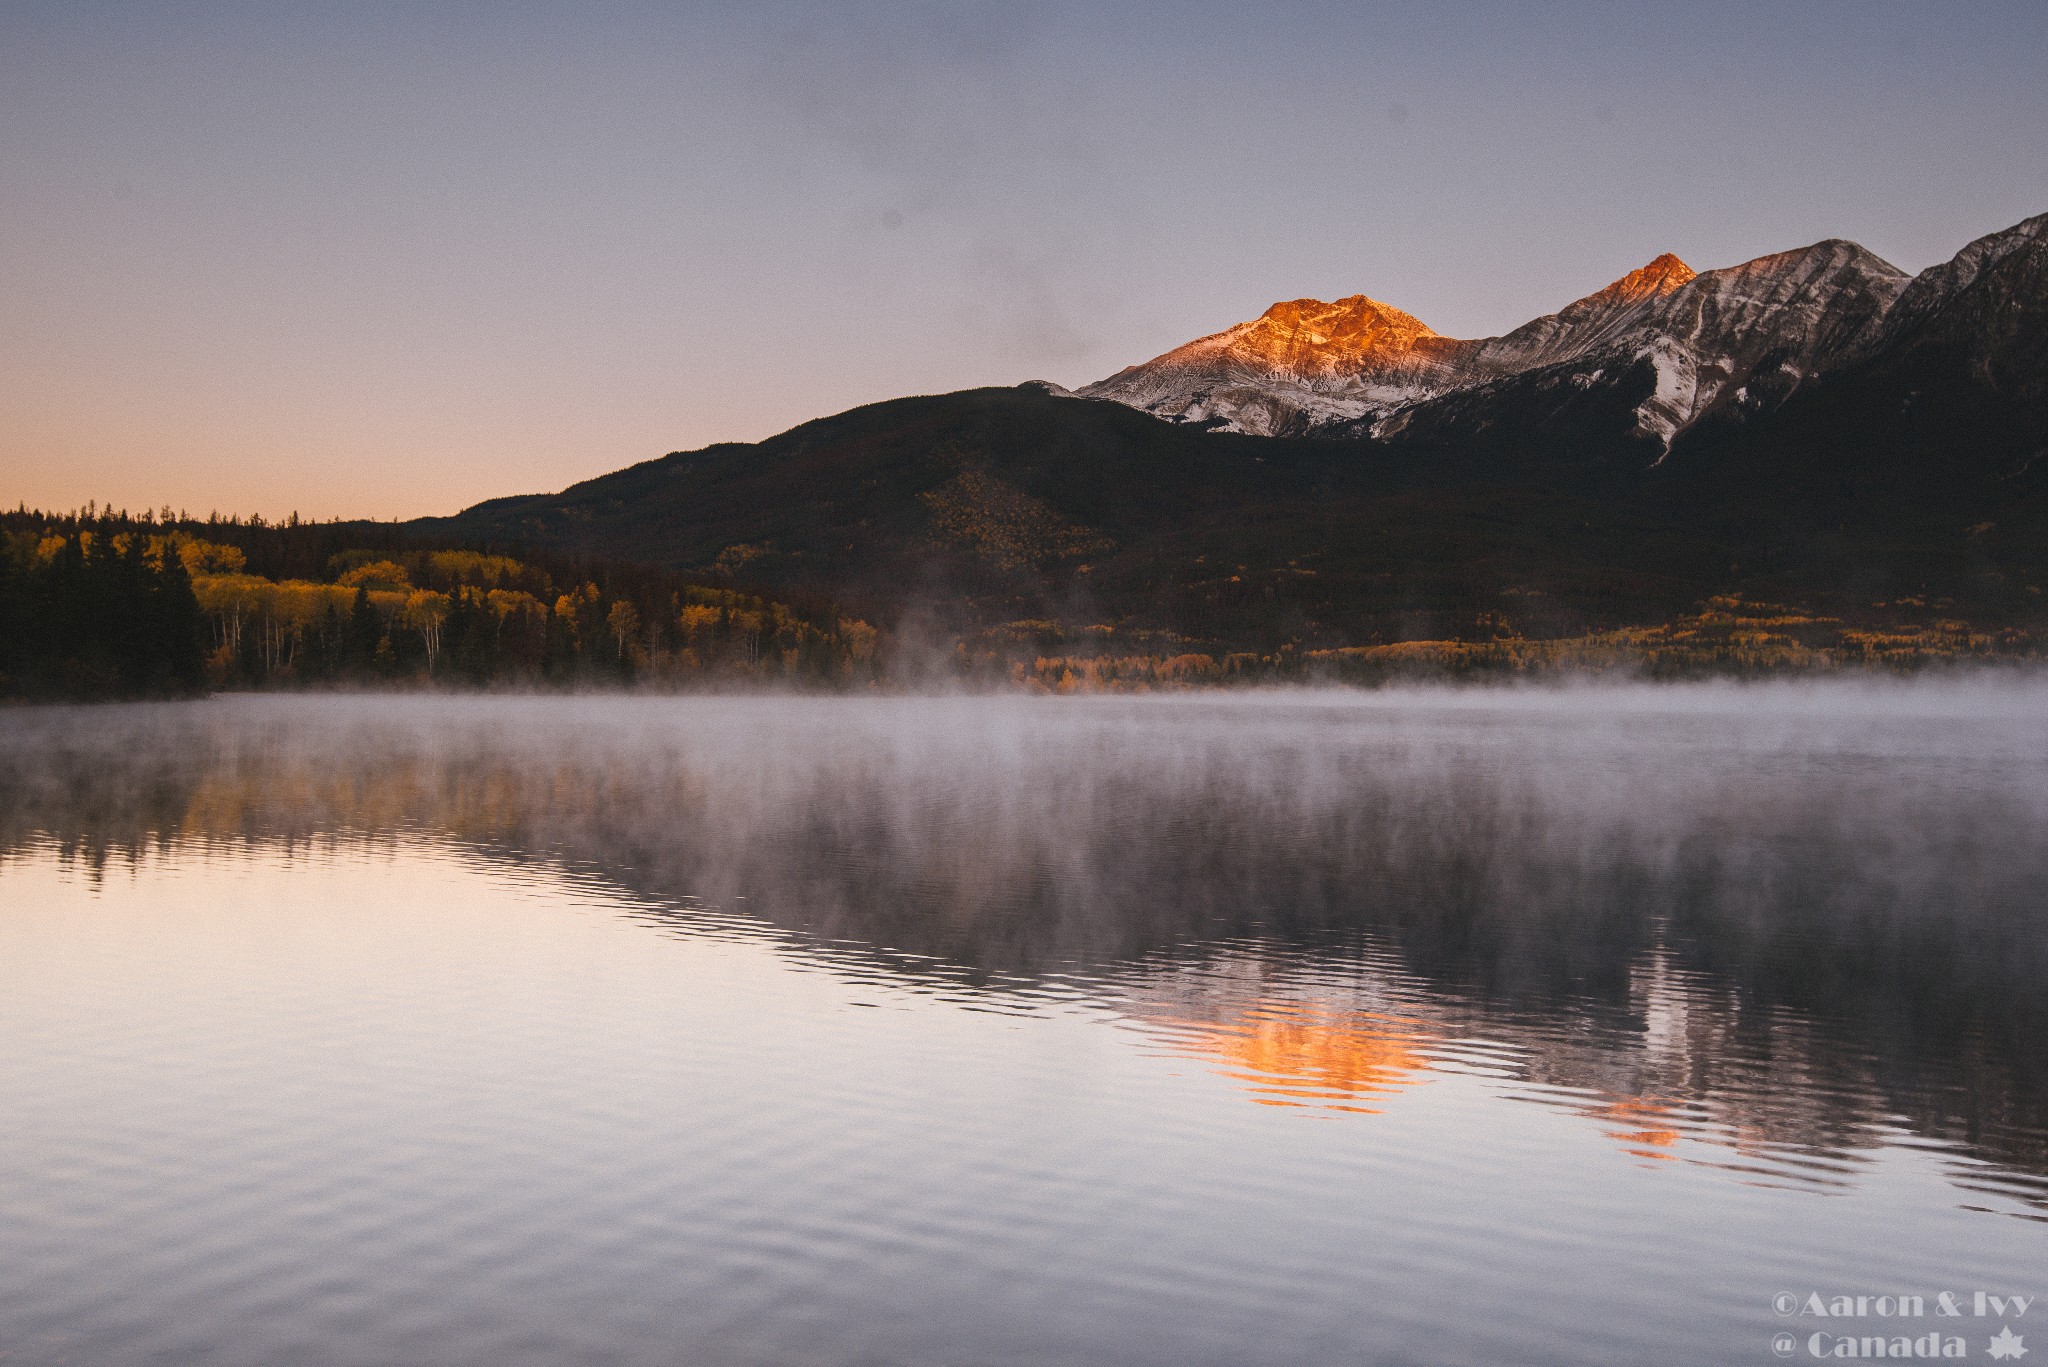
<box><xmin>1079</xmin><ymin>217</ymin><xmax>2047</xmax><ymax>451</ymax></box>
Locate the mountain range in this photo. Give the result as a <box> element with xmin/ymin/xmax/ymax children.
<box><xmin>423</xmin><ymin>212</ymin><xmax>2048</xmax><ymax>658</ymax></box>
<box><xmin>1080</xmin><ymin>216</ymin><xmax>2043</xmax><ymax>450</ymax></box>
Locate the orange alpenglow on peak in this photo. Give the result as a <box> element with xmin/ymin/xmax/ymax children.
<box><xmin>1583</xmin><ymin>252</ymin><xmax>1696</xmax><ymax>307</ymax></box>
<box><xmin>1253</xmin><ymin>294</ymin><xmax>1437</xmax><ymax>343</ymax></box>
<box><xmin>1233</xmin><ymin>294</ymin><xmax>1440</xmax><ymax>371</ymax></box>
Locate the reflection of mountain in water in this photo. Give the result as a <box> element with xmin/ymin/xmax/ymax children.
<box><xmin>1127</xmin><ymin>991</ymin><xmax>1435</xmax><ymax>1115</ymax></box>
<box><xmin>4</xmin><ymin>692</ymin><xmax>2046</xmax><ymax>1213</ymax></box>
<box><xmin>1111</xmin><ymin>945</ymin><xmax>2029</xmax><ymax>1202</ymax></box>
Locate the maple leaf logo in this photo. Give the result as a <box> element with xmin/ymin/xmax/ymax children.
<box><xmin>1989</xmin><ymin>1326</ymin><xmax>2028</xmax><ymax>1361</ymax></box>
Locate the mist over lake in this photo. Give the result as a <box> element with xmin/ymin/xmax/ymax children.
<box><xmin>3</xmin><ymin>683</ymin><xmax>2045</xmax><ymax>1366</ymax></box>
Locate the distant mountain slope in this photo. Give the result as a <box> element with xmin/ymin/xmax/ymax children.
<box><xmin>1867</xmin><ymin>213</ymin><xmax>2048</xmax><ymax>404</ymax></box>
<box><xmin>1657</xmin><ymin>214</ymin><xmax>2048</xmax><ymax>594</ymax></box>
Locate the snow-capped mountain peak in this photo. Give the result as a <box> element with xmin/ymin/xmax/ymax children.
<box><xmin>1081</xmin><ymin>251</ymin><xmax>1730</xmax><ymax>440</ymax></box>
<box><xmin>1075</xmin><ymin>226</ymin><xmax>1994</xmax><ymax>452</ymax></box>
<box><xmin>1078</xmin><ymin>291</ymin><xmax>1463</xmax><ymax>436</ymax></box>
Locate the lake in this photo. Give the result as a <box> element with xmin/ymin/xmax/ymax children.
<box><xmin>2</xmin><ymin>685</ymin><xmax>2044</xmax><ymax>1366</ymax></box>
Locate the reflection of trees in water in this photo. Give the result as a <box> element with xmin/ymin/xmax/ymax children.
<box><xmin>3</xmin><ymin>694</ymin><xmax>2045</xmax><ymax>1208</ymax></box>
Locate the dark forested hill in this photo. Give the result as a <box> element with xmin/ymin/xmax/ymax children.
<box><xmin>418</xmin><ymin>384</ymin><xmax>1702</xmax><ymax>650</ymax></box>
<box><xmin>418</xmin><ymin>372</ymin><xmax>2046</xmax><ymax>662</ymax></box>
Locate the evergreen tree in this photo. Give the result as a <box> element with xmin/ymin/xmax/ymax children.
<box><xmin>153</xmin><ymin>536</ymin><xmax>206</xmax><ymax>693</ymax></box>
<box><xmin>344</xmin><ymin>588</ymin><xmax>381</xmax><ymax>678</ymax></box>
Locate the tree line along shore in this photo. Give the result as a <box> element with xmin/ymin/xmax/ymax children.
<box><xmin>2</xmin><ymin>508</ymin><xmax>2038</xmax><ymax>701</ymax></box>
<box><xmin>0</xmin><ymin>509</ymin><xmax>879</xmax><ymax>700</ymax></box>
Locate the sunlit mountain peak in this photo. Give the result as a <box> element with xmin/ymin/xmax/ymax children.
<box><xmin>1242</xmin><ymin>294</ymin><xmax>1440</xmax><ymax>361</ymax></box>
<box><xmin>1578</xmin><ymin>252</ymin><xmax>1696</xmax><ymax>307</ymax></box>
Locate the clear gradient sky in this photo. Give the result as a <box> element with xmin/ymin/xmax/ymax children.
<box><xmin>4</xmin><ymin>0</ymin><xmax>2045</xmax><ymax>520</ymax></box>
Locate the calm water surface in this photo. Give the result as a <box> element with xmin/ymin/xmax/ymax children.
<box><xmin>2</xmin><ymin>686</ymin><xmax>2045</xmax><ymax>1366</ymax></box>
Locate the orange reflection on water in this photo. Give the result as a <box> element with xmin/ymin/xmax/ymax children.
<box><xmin>1150</xmin><ymin>1000</ymin><xmax>1434</xmax><ymax>1114</ymax></box>
<box><xmin>1587</xmin><ymin>1096</ymin><xmax>1683</xmax><ymax>1161</ymax></box>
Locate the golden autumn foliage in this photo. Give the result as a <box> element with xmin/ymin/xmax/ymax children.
<box><xmin>485</xmin><ymin>589</ymin><xmax>544</xmax><ymax>618</ymax></box>
<box><xmin>337</xmin><ymin>560</ymin><xmax>413</xmax><ymax>591</ymax></box>
<box><xmin>951</xmin><ymin>596</ymin><xmax>2042</xmax><ymax>692</ymax></box>
<box><xmin>605</xmin><ymin>599</ymin><xmax>643</xmax><ymax>663</ymax></box>
<box><xmin>1012</xmin><ymin>652</ymin><xmax>1229</xmax><ymax>693</ymax></box>
<box><xmin>425</xmin><ymin>550</ymin><xmax>524</xmax><ymax>587</ymax></box>
<box><xmin>1303</xmin><ymin>598</ymin><xmax>2033</xmax><ymax>677</ymax></box>
<box><xmin>168</xmin><ymin>552</ymin><xmax>883</xmax><ymax>689</ymax></box>
<box><xmin>4</xmin><ymin>510</ymin><xmax>889</xmax><ymax>695</ymax></box>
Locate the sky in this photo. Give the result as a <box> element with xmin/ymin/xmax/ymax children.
<box><xmin>3</xmin><ymin>0</ymin><xmax>2045</xmax><ymax>521</ymax></box>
